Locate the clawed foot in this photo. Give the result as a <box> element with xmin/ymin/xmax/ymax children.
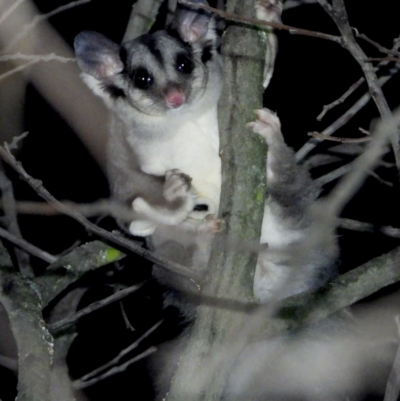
<box><xmin>247</xmin><ymin>108</ymin><xmax>282</xmax><ymax>145</ymax></box>
<box><xmin>255</xmin><ymin>0</ymin><xmax>282</xmax><ymax>23</ymax></box>
<box><xmin>163</xmin><ymin>169</ymin><xmax>195</xmax><ymax>203</ymax></box>
<box><xmin>131</xmin><ymin>169</ymin><xmax>196</xmax><ymax>230</ymax></box>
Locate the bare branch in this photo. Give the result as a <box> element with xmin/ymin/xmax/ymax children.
<box><xmin>0</xmin><ymin>145</ymin><xmax>202</xmax><ymax>283</ymax></box>
<box><xmin>0</xmin><ymin>53</ymin><xmax>75</xmax><ymax>62</ymax></box>
<box><xmin>49</xmin><ymin>283</ymin><xmax>144</xmax><ymax>333</ymax></box>
<box><xmin>0</xmin><ymin>0</ymin><xmax>25</xmax><ymax>26</ymax></box>
<box><xmin>368</xmin><ymin>56</ymin><xmax>400</xmax><ymax>63</ymax></box>
<box><xmin>0</xmin><ymin>198</ymin><xmax>136</xmax><ymax>223</ymax></box>
<box><xmin>73</xmin><ymin>348</ymin><xmax>156</xmax><ymax>389</ymax></box>
<box><xmin>0</xmin><ymin>354</ymin><xmax>17</xmax><ymax>371</ymax></box>
<box><xmin>298</xmin><ymin>30</ymin><xmax>400</xmax><ymax>161</ymax></box>
<box><xmin>317</xmin><ymin>77</ymin><xmax>365</xmax><ymax>121</ymax></box>
<box><xmin>296</xmin><ymin>74</ymin><xmax>393</xmax><ymax>162</ymax></box>
<box><xmin>74</xmin><ymin>321</ymin><xmax>162</xmax><ymax>387</ymax></box>
<box><xmin>177</xmin><ymin>0</ymin><xmax>341</xmax><ymax>43</ymax></box>
<box><xmin>0</xmin><ymin>0</ymin><xmax>109</xmax><ymax>166</ymax></box>
<box><xmin>0</xmin><ymin>199</ymin><xmax>267</xmax><ymax>262</ymax></box>
<box><xmin>253</xmin><ymin>244</ymin><xmax>400</xmax><ymax>342</ymax></box>
<box><xmin>315</xmin><ymin>159</ymin><xmax>392</xmax><ymax>187</ymax></box>
<box><xmin>0</xmin><ymin>59</ymin><xmax>37</xmax><ymax>81</ymax></box>
<box><xmin>315</xmin><ymin>162</ymin><xmax>354</xmax><ymax>186</ymax></box>
<box><xmin>318</xmin><ymin>0</ymin><xmax>400</xmax><ymax>172</ymax></box>
<box><xmin>4</xmin><ymin>0</ymin><xmax>92</xmax><ymax>51</ymax></box>
<box><xmin>324</xmin><ymin>109</ymin><xmax>400</xmax><ymax>218</ymax></box>
<box><xmin>309</xmin><ymin>131</ymin><xmax>371</xmax><ymax>143</ymax></box>
<box><xmin>358</xmin><ymin>127</ymin><xmax>370</xmax><ymax>135</ymax></box>
<box><xmin>0</xmin><ymin>226</ymin><xmax>57</xmax><ymax>264</ymax></box>
<box><xmin>368</xmin><ymin>169</ymin><xmax>393</xmax><ymax>187</ymax></box>
<box><xmin>354</xmin><ymin>28</ymin><xmax>400</xmax><ymax>58</ymax></box>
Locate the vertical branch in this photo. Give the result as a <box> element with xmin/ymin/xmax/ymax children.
<box><xmin>166</xmin><ymin>1</ymin><xmax>266</xmax><ymax>400</ymax></box>
<box><xmin>0</xmin><ymin>162</ymin><xmax>33</xmax><ymax>277</ymax></box>
<box><xmin>0</xmin><ymin>0</ymin><xmax>109</xmax><ymax>168</ymax></box>
<box><xmin>0</xmin><ymin>244</ymin><xmax>53</xmax><ymax>401</ymax></box>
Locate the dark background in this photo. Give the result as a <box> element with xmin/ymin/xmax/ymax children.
<box><xmin>1</xmin><ymin>1</ymin><xmax>400</xmax><ymax>400</ymax></box>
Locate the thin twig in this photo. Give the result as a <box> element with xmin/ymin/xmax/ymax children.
<box><xmin>315</xmin><ymin>159</ymin><xmax>392</xmax><ymax>187</ymax></box>
<box><xmin>0</xmin><ymin>199</ymin><xmax>269</xmax><ymax>259</ymax></box>
<box><xmin>5</xmin><ymin>0</ymin><xmax>92</xmax><ymax>51</ymax></box>
<box><xmin>324</xmin><ymin>109</ymin><xmax>400</xmax><ymax>217</ymax></box>
<box><xmin>368</xmin><ymin>170</ymin><xmax>393</xmax><ymax>187</ymax></box>
<box><xmin>296</xmin><ymin>71</ymin><xmax>393</xmax><ymax>162</ymax></box>
<box><xmin>49</xmin><ymin>283</ymin><xmax>144</xmax><ymax>333</ymax></box>
<box><xmin>0</xmin><ymin>226</ymin><xmax>57</xmax><ymax>264</ymax></box>
<box><xmin>75</xmin><ymin>321</ymin><xmax>162</xmax><ymax>383</ymax></box>
<box><xmin>367</xmin><ymin>56</ymin><xmax>400</xmax><ymax>63</ymax></box>
<box><xmin>0</xmin><ymin>53</ymin><xmax>75</xmax><ymax>62</ymax></box>
<box><xmin>0</xmin><ymin>145</ymin><xmax>202</xmax><ymax>283</ymax></box>
<box><xmin>298</xmin><ymin>31</ymin><xmax>400</xmax><ymax>161</ymax></box>
<box><xmin>0</xmin><ymin>59</ymin><xmax>37</xmax><ymax>82</ymax></box>
<box><xmin>309</xmin><ymin>131</ymin><xmax>371</xmax><ymax>143</ymax></box>
<box><xmin>318</xmin><ymin>0</ymin><xmax>399</xmax><ymax>172</ymax></box>
<box><xmin>0</xmin><ymin>0</ymin><xmax>26</xmax><ymax>26</ymax></box>
<box><xmin>0</xmin><ymin>354</ymin><xmax>17</xmax><ymax>372</ymax></box>
<box><xmin>315</xmin><ymin>162</ymin><xmax>355</xmax><ymax>186</ymax></box>
<box><xmin>73</xmin><ymin>348</ymin><xmax>156</xmax><ymax>389</ymax></box>
<box><xmin>358</xmin><ymin>127</ymin><xmax>370</xmax><ymax>136</ymax></box>
<box><xmin>0</xmin><ymin>198</ymin><xmax>136</xmax><ymax>223</ymax></box>
<box><xmin>354</xmin><ymin>28</ymin><xmax>400</xmax><ymax>57</ymax></box>
<box><xmin>317</xmin><ymin>77</ymin><xmax>365</xmax><ymax>121</ymax></box>
<box><xmin>177</xmin><ymin>0</ymin><xmax>341</xmax><ymax>43</ymax></box>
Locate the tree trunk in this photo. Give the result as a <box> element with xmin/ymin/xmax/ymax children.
<box><xmin>166</xmin><ymin>1</ymin><xmax>266</xmax><ymax>399</ymax></box>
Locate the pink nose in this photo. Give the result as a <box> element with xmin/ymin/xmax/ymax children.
<box><xmin>165</xmin><ymin>88</ymin><xmax>186</xmax><ymax>108</ymax></box>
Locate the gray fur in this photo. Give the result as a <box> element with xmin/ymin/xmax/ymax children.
<box><xmin>74</xmin><ymin>1</ymin><xmax>222</xmax><ymax>237</ymax></box>
<box><xmin>248</xmin><ymin>109</ymin><xmax>338</xmax><ymax>302</ymax></box>
<box><xmin>74</xmin><ymin>4</ymin><xmax>337</xmax><ymax>305</ymax></box>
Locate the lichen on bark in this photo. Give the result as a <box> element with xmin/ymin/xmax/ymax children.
<box><xmin>166</xmin><ymin>1</ymin><xmax>266</xmax><ymax>399</ymax></box>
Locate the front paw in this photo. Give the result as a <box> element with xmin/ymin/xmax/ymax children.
<box><xmin>247</xmin><ymin>108</ymin><xmax>281</xmax><ymax>145</ymax></box>
<box><xmin>163</xmin><ymin>169</ymin><xmax>195</xmax><ymax>202</ymax></box>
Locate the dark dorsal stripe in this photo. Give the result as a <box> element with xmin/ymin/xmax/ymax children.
<box><xmin>138</xmin><ymin>35</ymin><xmax>164</xmax><ymax>66</ymax></box>
<box><xmin>102</xmin><ymin>83</ymin><xmax>126</xmax><ymax>99</ymax></box>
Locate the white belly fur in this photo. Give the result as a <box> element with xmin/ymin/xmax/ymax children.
<box><xmin>128</xmin><ymin>107</ymin><xmax>221</xmax><ymax>215</ymax></box>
